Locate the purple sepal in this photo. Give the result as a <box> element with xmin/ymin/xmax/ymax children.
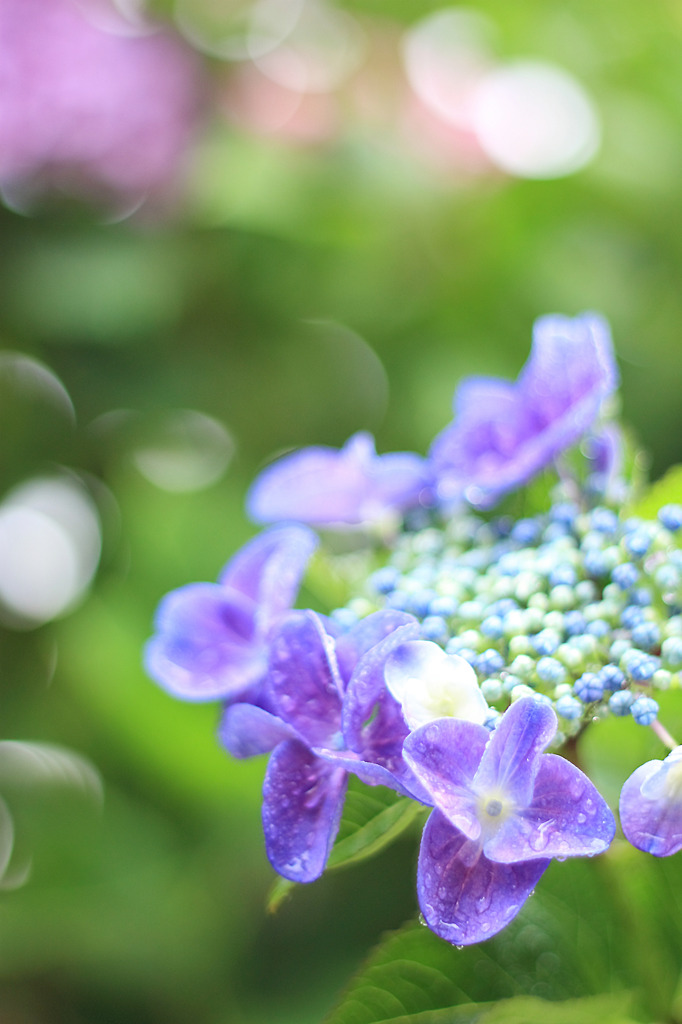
<box><xmin>315</xmin><ymin>748</ymin><xmax>421</xmax><ymax>797</ymax></box>
<box><xmin>268</xmin><ymin>610</ymin><xmax>343</xmax><ymax>748</ymax></box>
<box><xmin>219</xmin><ymin>524</ymin><xmax>318</xmax><ymax>633</ymax></box>
<box><xmin>430</xmin><ymin>313</ymin><xmax>618</xmax><ymax>508</ymax></box>
<box><xmin>334</xmin><ymin>610</ymin><xmax>418</xmax><ymax>686</ymax></box>
<box><xmin>247</xmin><ymin>431</ymin><xmax>432</xmax><ymax>527</ymax></box>
<box><xmin>620</xmin><ymin>750</ymin><xmax>682</xmax><ymax>857</ymax></box>
<box><xmin>403</xmin><ymin>719</ymin><xmax>490</xmax><ymax>839</ymax></box>
<box><xmin>418</xmin><ymin>811</ymin><xmax>550</xmax><ymax>946</ymax></box>
<box><xmin>145</xmin><ymin>525</ymin><xmax>316</xmax><ymax>704</ymax></box>
<box><xmin>219</xmin><ymin>703</ymin><xmax>295</xmax><ymax>759</ymax></box>
<box><xmin>484</xmin><ymin>753</ymin><xmax>615</xmax><ymax>862</ymax></box>
<box><xmin>341</xmin><ymin>618</ymin><xmax>424</xmax><ymax>795</ymax></box>
<box><xmin>474</xmin><ymin>698</ymin><xmax>557</xmax><ymax>807</ymax></box>
<box><xmin>262</xmin><ymin>740</ymin><xmax>347</xmax><ymax>882</ymax></box>
<box><xmin>144</xmin><ymin>583</ymin><xmax>262</xmax><ymax>702</ymax></box>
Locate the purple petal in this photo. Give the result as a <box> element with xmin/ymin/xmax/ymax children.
<box><xmin>247</xmin><ymin>432</ymin><xmax>429</xmax><ymax>527</ymax></box>
<box><xmin>429</xmin><ymin>313</ymin><xmax>618</xmax><ymax>508</ymax></box>
<box><xmin>262</xmin><ymin>740</ymin><xmax>347</xmax><ymax>882</ymax></box>
<box><xmin>403</xmin><ymin>719</ymin><xmax>490</xmax><ymax>839</ymax></box>
<box><xmin>145</xmin><ymin>583</ymin><xmax>263</xmax><ymax>701</ymax></box>
<box><xmin>473</xmin><ymin>697</ymin><xmax>557</xmax><ymax>807</ymax></box>
<box><xmin>315</xmin><ymin>748</ymin><xmax>421</xmax><ymax>797</ymax></box>
<box><xmin>519</xmin><ymin>313</ymin><xmax>618</xmax><ymax>426</ymax></box>
<box><xmin>334</xmin><ymin>610</ymin><xmax>418</xmax><ymax>688</ymax></box>
<box><xmin>484</xmin><ymin>754</ymin><xmax>615</xmax><ymax>862</ymax></box>
<box><xmin>620</xmin><ymin>751</ymin><xmax>682</xmax><ymax>857</ymax></box>
<box><xmin>219</xmin><ymin>525</ymin><xmax>317</xmax><ymax>629</ymax></box>
<box><xmin>218</xmin><ymin>703</ymin><xmax>295</xmax><ymax>759</ymax></box>
<box><xmin>341</xmin><ymin>620</ymin><xmax>422</xmax><ymax>788</ymax></box>
<box><xmin>418</xmin><ymin>810</ymin><xmax>549</xmax><ymax>946</ymax></box>
<box><xmin>268</xmin><ymin>610</ymin><xmax>343</xmax><ymax>747</ymax></box>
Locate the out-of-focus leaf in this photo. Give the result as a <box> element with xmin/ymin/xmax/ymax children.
<box><xmin>483</xmin><ymin>993</ymin><xmax>637</xmax><ymax>1024</ymax></box>
<box><xmin>630</xmin><ymin>463</ymin><xmax>682</xmax><ymax>520</ymax></box>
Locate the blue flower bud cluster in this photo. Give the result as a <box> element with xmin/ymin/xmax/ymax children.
<box><xmin>363</xmin><ymin>500</ymin><xmax>682</xmax><ymax>737</ymax></box>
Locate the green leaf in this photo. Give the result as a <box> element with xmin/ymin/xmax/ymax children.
<box><xmin>482</xmin><ymin>994</ymin><xmax>637</xmax><ymax>1024</ymax></box>
<box><xmin>630</xmin><ymin>463</ymin><xmax>682</xmax><ymax>520</ymax></box>
<box><xmin>266</xmin><ymin>779</ymin><xmax>423</xmax><ymax>913</ymax></box>
<box><xmin>328</xmin><ymin>780</ymin><xmax>424</xmax><ymax>871</ymax></box>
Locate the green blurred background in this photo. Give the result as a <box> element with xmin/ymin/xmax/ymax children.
<box><xmin>2</xmin><ymin>1</ymin><xmax>682</xmax><ymax>1021</ymax></box>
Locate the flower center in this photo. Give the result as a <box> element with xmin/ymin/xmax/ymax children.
<box><xmin>476</xmin><ymin>789</ymin><xmax>513</xmax><ymax>836</ymax></box>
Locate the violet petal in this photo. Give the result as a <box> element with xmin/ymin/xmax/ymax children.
<box><xmin>262</xmin><ymin>740</ymin><xmax>347</xmax><ymax>882</ymax></box>
<box><xmin>620</xmin><ymin>753</ymin><xmax>682</xmax><ymax>857</ymax></box>
<box><xmin>484</xmin><ymin>753</ymin><xmax>615</xmax><ymax>862</ymax></box>
<box><xmin>268</xmin><ymin>610</ymin><xmax>343</xmax><ymax>747</ymax></box>
<box><xmin>403</xmin><ymin>719</ymin><xmax>490</xmax><ymax>840</ymax></box>
<box><xmin>144</xmin><ymin>583</ymin><xmax>262</xmax><ymax>701</ymax></box>
<box><xmin>247</xmin><ymin>432</ymin><xmax>428</xmax><ymax>526</ymax></box>
<box><xmin>334</xmin><ymin>609</ymin><xmax>418</xmax><ymax>687</ymax></box>
<box><xmin>418</xmin><ymin>810</ymin><xmax>550</xmax><ymax>946</ymax></box>
<box><xmin>519</xmin><ymin>313</ymin><xmax>618</xmax><ymax>425</ymax></box>
<box><xmin>219</xmin><ymin>703</ymin><xmax>295</xmax><ymax>759</ymax></box>
<box><xmin>218</xmin><ymin>524</ymin><xmax>317</xmax><ymax>629</ymax></box>
<box><xmin>315</xmin><ymin>748</ymin><xmax>420</xmax><ymax>797</ymax></box>
<box><xmin>341</xmin><ymin>620</ymin><xmax>420</xmax><ymax>764</ymax></box>
<box><xmin>473</xmin><ymin>697</ymin><xmax>557</xmax><ymax>807</ymax></box>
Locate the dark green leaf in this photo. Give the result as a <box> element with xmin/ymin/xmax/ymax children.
<box><xmin>328</xmin><ymin>782</ymin><xmax>424</xmax><ymax>871</ymax></box>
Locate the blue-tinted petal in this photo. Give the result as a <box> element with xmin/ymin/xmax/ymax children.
<box><xmin>473</xmin><ymin>697</ymin><xmax>557</xmax><ymax>808</ymax></box>
<box><xmin>268</xmin><ymin>610</ymin><xmax>343</xmax><ymax>746</ymax></box>
<box><xmin>429</xmin><ymin>313</ymin><xmax>618</xmax><ymax>508</ymax></box>
<box><xmin>620</xmin><ymin>749</ymin><xmax>682</xmax><ymax>857</ymax></box>
<box><xmin>218</xmin><ymin>524</ymin><xmax>317</xmax><ymax>630</ymax></box>
<box><xmin>334</xmin><ymin>609</ymin><xmax>418</xmax><ymax>687</ymax></box>
<box><xmin>484</xmin><ymin>753</ymin><xmax>615</xmax><ymax>862</ymax></box>
<box><xmin>315</xmin><ymin>748</ymin><xmax>421</xmax><ymax>797</ymax></box>
<box><xmin>417</xmin><ymin>810</ymin><xmax>549</xmax><ymax>946</ymax></box>
<box><xmin>262</xmin><ymin>740</ymin><xmax>347</xmax><ymax>882</ymax></box>
<box><xmin>341</xmin><ymin>620</ymin><xmax>420</xmax><ymax>775</ymax></box>
<box><xmin>403</xmin><ymin>719</ymin><xmax>489</xmax><ymax>839</ymax></box>
<box><xmin>247</xmin><ymin>431</ymin><xmax>428</xmax><ymax>527</ymax></box>
<box><xmin>520</xmin><ymin>313</ymin><xmax>618</xmax><ymax>426</ymax></box>
<box><xmin>144</xmin><ymin>582</ymin><xmax>262</xmax><ymax>701</ymax></box>
<box><xmin>219</xmin><ymin>703</ymin><xmax>295</xmax><ymax>759</ymax></box>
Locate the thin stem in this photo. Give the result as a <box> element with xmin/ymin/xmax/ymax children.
<box><xmin>652</xmin><ymin>719</ymin><xmax>679</xmax><ymax>751</ymax></box>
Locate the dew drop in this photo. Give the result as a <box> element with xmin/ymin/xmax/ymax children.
<box><xmin>529</xmin><ymin>831</ymin><xmax>549</xmax><ymax>852</ymax></box>
<box><xmin>577</xmin><ymin>812</ymin><xmax>586</xmax><ymax>824</ymax></box>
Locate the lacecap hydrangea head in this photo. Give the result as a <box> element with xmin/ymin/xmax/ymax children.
<box><xmin>144</xmin><ymin>309</ymin><xmax>682</xmax><ymax>949</ymax></box>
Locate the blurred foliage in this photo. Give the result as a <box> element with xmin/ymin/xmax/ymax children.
<box><xmin>2</xmin><ymin>0</ymin><xmax>682</xmax><ymax>1021</ymax></box>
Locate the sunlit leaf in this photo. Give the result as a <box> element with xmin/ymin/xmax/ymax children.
<box><xmin>630</xmin><ymin>463</ymin><xmax>682</xmax><ymax>520</ymax></box>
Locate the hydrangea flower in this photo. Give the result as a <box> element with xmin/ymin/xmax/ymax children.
<box><xmin>247</xmin><ymin>431</ymin><xmax>432</xmax><ymax>528</ymax></box>
<box><xmin>430</xmin><ymin>313</ymin><xmax>618</xmax><ymax>508</ymax></box>
<box><xmin>0</xmin><ymin>0</ymin><xmax>201</xmax><ymax>210</ymax></box>
<box><xmin>403</xmin><ymin>696</ymin><xmax>615</xmax><ymax>945</ymax></box>
<box><xmin>384</xmin><ymin>640</ymin><xmax>489</xmax><ymax>730</ymax></box>
<box><xmin>144</xmin><ymin>525</ymin><xmax>317</xmax><ymax>703</ymax></box>
<box><xmin>619</xmin><ymin>747</ymin><xmax>682</xmax><ymax>856</ymax></box>
<box><xmin>219</xmin><ymin>609</ymin><xmax>424</xmax><ymax>882</ymax></box>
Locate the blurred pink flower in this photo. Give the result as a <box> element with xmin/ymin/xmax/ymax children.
<box><xmin>0</xmin><ymin>0</ymin><xmax>202</xmax><ymax>210</ymax></box>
